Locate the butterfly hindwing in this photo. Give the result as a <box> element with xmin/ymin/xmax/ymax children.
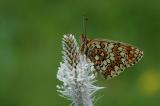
<box><xmin>82</xmin><ymin>39</ymin><xmax>143</xmax><ymax>79</ymax></box>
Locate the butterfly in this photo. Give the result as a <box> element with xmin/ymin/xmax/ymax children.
<box><xmin>80</xmin><ymin>34</ymin><xmax>143</xmax><ymax>79</ymax></box>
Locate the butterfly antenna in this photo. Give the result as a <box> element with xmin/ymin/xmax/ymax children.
<box><xmin>82</xmin><ymin>16</ymin><xmax>88</xmax><ymax>43</ymax></box>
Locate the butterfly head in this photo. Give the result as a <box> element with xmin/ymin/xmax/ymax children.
<box><xmin>80</xmin><ymin>34</ymin><xmax>90</xmax><ymax>54</ymax></box>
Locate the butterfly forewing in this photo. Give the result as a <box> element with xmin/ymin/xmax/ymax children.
<box><xmin>81</xmin><ymin>38</ymin><xmax>143</xmax><ymax>79</ymax></box>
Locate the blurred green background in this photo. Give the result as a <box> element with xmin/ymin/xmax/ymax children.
<box><xmin>0</xmin><ymin>0</ymin><xmax>160</xmax><ymax>106</ymax></box>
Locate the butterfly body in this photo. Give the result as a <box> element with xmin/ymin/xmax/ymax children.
<box><xmin>80</xmin><ymin>36</ymin><xmax>143</xmax><ymax>79</ymax></box>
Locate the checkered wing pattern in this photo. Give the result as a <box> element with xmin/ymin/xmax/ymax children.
<box><xmin>81</xmin><ymin>38</ymin><xmax>143</xmax><ymax>79</ymax></box>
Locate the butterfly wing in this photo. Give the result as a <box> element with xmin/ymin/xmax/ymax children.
<box><xmin>85</xmin><ymin>39</ymin><xmax>143</xmax><ymax>79</ymax></box>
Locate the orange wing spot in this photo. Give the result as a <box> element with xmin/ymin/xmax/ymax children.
<box><xmin>100</xmin><ymin>52</ymin><xmax>105</xmax><ymax>56</ymax></box>
<box><xmin>124</xmin><ymin>46</ymin><xmax>134</xmax><ymax>63</ymax></box>
<box><xmin>125</xmin><ymin>46</ymin><xmax>132</xmax><ymax>52</ymax></box>
<box><xmin>95</xmin><ymin>60</ymin><xmax>101</xmax><ymax>65</ymax></box>
<box><xmin>128</xmin><ymin>57</ymin><xmax>133</xmax><ymax>63</ymax></box>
